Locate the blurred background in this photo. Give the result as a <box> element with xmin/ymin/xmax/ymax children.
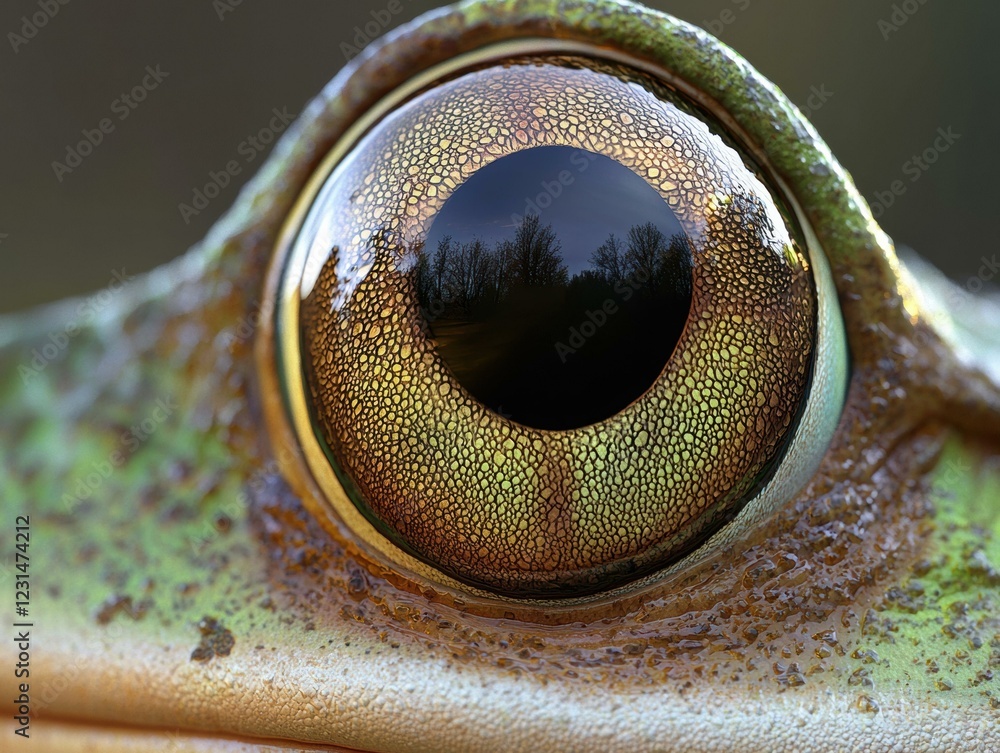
<box><xmin>1</xmin><ymin>0</ymin><xmax>997</xmax><ymax>312</ymax></box>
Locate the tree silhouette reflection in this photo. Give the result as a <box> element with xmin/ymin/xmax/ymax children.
<box><xmin>412</xmin><ymin>214</ymin><xmax>692</xmax><ymax>430</ymax></box>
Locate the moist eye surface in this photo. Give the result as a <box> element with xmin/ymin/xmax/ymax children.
<box><xmin>285</xmin><ymin>55</ymin><xmax>819</xmax><ymax>597</ymax></box>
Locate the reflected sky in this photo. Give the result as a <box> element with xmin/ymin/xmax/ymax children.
<box><xmin>424</xmin><ymin>146</ymin><xmax>684</xmax><ymax>276</ymax></box>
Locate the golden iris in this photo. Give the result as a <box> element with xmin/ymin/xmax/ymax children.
<box><xmin>278</xmin><ymin>54</ymin><xmax>843</xmax><ymax>598</ymax></box>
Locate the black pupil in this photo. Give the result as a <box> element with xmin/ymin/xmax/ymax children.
<box><xmin>414</xmin><ymin>146</ymin><xmax>693</xmax><ymax>431</ymax></box>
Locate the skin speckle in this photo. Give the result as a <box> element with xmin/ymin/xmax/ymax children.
<box><xmin>94</xmin><ymin>594</ymin><xmax>153</xmax><ymax>626</ymax></box>
<box><xmin>847</xmin><ymin>439</ymin><xmax>1000</xmax><ymax>706</ymax></box>
<box><xmin>190</xmin><ymin>617</ymin><xmax>236</xmax><ymax>662</ymax></box>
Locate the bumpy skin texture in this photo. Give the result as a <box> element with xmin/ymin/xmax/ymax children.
<box><xmin>1</xmin><ymin>1</ymin><xmax>999</xmax><ymax>751</ymax></box>
<box><xmin>300</xmin><ymin>55</ymin><xmax>814</xmax><ymax>596</ymax></box>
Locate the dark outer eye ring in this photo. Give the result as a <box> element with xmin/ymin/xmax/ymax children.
<box><xmin>274</xmin><ymin>41</ymin><xmax>843</xmax><ymax>601</ymax></box>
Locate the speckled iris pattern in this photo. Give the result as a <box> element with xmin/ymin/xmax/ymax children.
<box><xmin>296</xmin><ymin>56</ymin><xmax>816</xmax><ymax>596</ymax></box>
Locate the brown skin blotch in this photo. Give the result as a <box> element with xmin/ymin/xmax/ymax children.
<box><xmin>94</xmin><ymin>594</ymin><xmax>152</xmax><ymax>625</ymax></box>
<box><xmin>190</xmin><ymin>616</ymin><xmax>236</xmax><ymax>662</ymax></box>
<box><xmin>855</xmin><ymin>694</ymin><xmax>880</xmax><ymax>713</ymax></box>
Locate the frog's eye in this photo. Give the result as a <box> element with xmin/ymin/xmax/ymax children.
<box><xmin>274</xmin><ymin>52</ymin><xmax>847</xmax><ymax>599</ymax></box>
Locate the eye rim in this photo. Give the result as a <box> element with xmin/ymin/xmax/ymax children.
<box><xmin>253</xmin><ymin>0</ymin><xmax>909</xmax><ymax>623</ymax></box>
<box><xmin>260</xmin><ymin>32</ymin><xmax>847</xmax><ymax>609</ymax></box>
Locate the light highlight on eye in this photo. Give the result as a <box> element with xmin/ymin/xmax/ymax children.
<box><xmin>277</xmin><ymin>53</ymin><xmax>847</xmax><ymax>598</ymax></box>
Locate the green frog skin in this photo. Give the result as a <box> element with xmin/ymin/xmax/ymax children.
<box><xmin>2</xmin><ymin>1</ymin><xmax>999</xmax><ymax>751</ymax></box>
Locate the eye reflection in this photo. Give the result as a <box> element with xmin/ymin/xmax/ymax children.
<box><xmin>280</xmin><ymin>53</ymin><xmax>838</xmax><ymax>598</ymax></box>
<box><xmin>415</xmin><ymin>145</ymin><xmax>693</xmax><ymax>430</ymax></box>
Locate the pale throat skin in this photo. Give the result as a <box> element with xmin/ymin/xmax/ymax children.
<box><xmin>2</xmin><ymin>1</ymin><xmax>1000</xmax><ymax>751</ymax></box>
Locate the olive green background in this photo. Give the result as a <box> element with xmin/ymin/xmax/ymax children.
<box><xmin>1</xmin><ymin>0</ymin><xmax>997</xmax><ymax>313</ymax></box>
